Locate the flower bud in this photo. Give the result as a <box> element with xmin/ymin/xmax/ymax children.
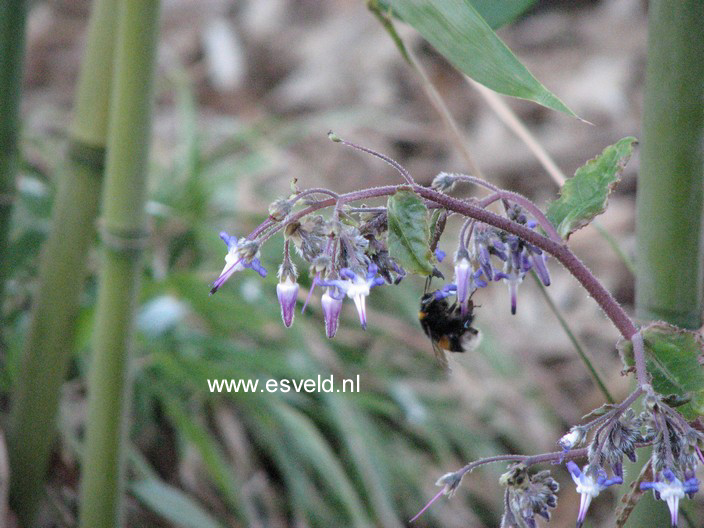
<box><xmin>431</xmin><ymin>172</ymin><xmax>457</xmax><ymax>192</ymax></box>
<box><xmin>236</xmin><ymin>239</ymin><xmax>260</xmax><ymax>260</ymax></box>
<box><xmin>559</xmin><ymin>427</ymin><xmax>586</xmax><ymax>452</ymax></box>
<box><xmin>435</xmin><ymin>471</ymin><xmax>464</xmax><ymax>498</ymax></box>
<box><xmin>277</xmin><ymin>276</ymin><xmax>299</xmax><ymax>328</ymax></box>
<box><xmin>321</xmin><ymin>290</ymin><xmax>343</xmax><ymax>338</ymax></box>
<box><xmin>268</xmin><ymin>198</ymin><xmax>292</xmax><ymax>221</ymax></box>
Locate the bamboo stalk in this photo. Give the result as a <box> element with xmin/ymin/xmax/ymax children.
<box><xmin>635</xmin><ymin>1</ymin><xmax>704</xmax><ymax>329</ymax></box>
<box><xmin>8</xmin><ymin>1</ymin><xmax>120</xmax><ymax>525</ymax></box>
<box><xmin>0</xmin><ymin>0</ymin><xmax>28</xmax><ymax>329</ymax></box>
<box><xmin>78</xmin><ymin>2</ymin><xmax>160</xmax><ymax>527</ymax></box>
<box><xmin>627</xmin><ymin>2</ymin><xmax>704</xmax><ymax>525</ymax></box>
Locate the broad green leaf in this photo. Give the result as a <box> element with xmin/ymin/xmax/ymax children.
<box><xmin>387</xmin><ymin>0</ymin><xmax>577</xmax><ymax>117</ymax></box>
<box><xmin>546</xmin><ymin>137</ymin><xmax>637</xmax><ymax>239</ymax></box>
<box><xmin>375</xmin><ymin>0</ymin><xmax>537</xmax><ymax>30</ymax></box>
<box><xmin>386</xmin><ymin>190</ymin><xmax>433</xmax><ymax>275</ymax></box>
<box><xmin>130</xmin><ymin>479</ymin><xmax>225</xmax><ymax>528</ymax></box>
<box><xmin>618</xmin><ymin>322</ymin><xmax>704</xmax><ymax>418</ymax></box>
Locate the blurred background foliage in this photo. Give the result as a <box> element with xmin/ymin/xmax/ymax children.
<box><xmin>2</xmin><ymin>0</ymin><xmax>700</xmax><ymax>526</ymax></box>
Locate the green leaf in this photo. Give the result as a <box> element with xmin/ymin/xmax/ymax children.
<box><xmin>386</xmin><ymin>0</ymin><xmax>577</xmax><ymax>117</ymax></box>
<box><xmin>468</xmin><ymin>0</ymin><xmax>536</xmax><ymax>29</ymax></box>
<box><xmin>267</xmin><ymin>401</ymin><xmax>372</xmax><ymax>528</ymax></box>
<box><xmin>375</xmin><ymin>0</ymin><xmax>536</xmax><ymax>30</ymax></box>
<box><xmin>159</xmin><ymin>394</ymin><xmax>249</xmax><ymax>521</ymax></box>
<box><xmin>130</xmin><ymin>479</ymin><xmax>225</xmax><ymax>528</ymax></box>
<box><xmin>386</xmin><ymin>190</ymin><xmax>433</xmax><ymax>275</ymax></box>
<box><xmin>618</xmin><ymin>322</ymin><xmax>704</xmax><ymax>419</ymax></box>
<box><xmin>546</xmin><ymin>137</ymin><xmax>638</xmax><ymax>239</ymax></box>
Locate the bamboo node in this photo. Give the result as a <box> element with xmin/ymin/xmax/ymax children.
<box><xmin>67</xmin><ymin>140</ymin><xmax>106</xmax><ymax>173</ymax></box>
<box><xmin>98</xmin><ymin>222</ymin><xmax>149</xmax><ymax>252</ymax></box>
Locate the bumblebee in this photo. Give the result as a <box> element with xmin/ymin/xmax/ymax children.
<box><xmin>419</xmin><ymin>292</ymin><xmax>480</xmax><ymax>369</ymax></box>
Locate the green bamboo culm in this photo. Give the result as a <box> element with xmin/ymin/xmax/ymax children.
<box><xmin>0</xmin><ymin>0</ymin><xmax>28</xmax><ymax>327</ymax></box>
<box><xmin>78</xmin><ymin>1</ymin><xmax>160</xmax><ymax>527</ymax></box>
<box><xmin>8</xmin><ymin>1</ymin><xmax>120</xmax><ymax>525</ymax></box>
<box><xmin>635</xmin><ymin>1</ymin><xmax>704</xmax><ymax>330</ymax></box>
<box><xmin>628</xmin><ymin>3</ymin><xmax>704</xmax><ymax>526</ymax></box>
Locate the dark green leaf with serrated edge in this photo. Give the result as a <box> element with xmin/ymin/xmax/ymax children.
<box><xmin>376</xmin><ymin>0</ymin><xmax>537</xmax><ymax>30</ymax></box>
<box><xmin>387</xmin><ymin>190</ymin><xmax>433</xmax><ymax>275</ymax></box>
<box><xmin>618</xmin><ymin>322</ymin><xmax>704</xmax><ymax>419</ymax></box>
<box><xmin>386</xmin><ymin>0</ymin><xmax>577</xmax><ymax>117</ymax></box>
<box><xmin>546</xmin><ymin>137</ymin><xmax>637</xmax><ymax>239</ymax></box>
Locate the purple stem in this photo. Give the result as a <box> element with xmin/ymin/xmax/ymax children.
<box><xmin>477</xmin><ymin>190</ymin><xmax>562</xmax><ymax>244</ymax></box>
<box><xmin>248</xmin><ymin>218</ymin><xmax>275</xmax><ymax>241</ymax></box>
<box><xmin>290</xmin><ymin>187</ymin><xmax>340</xmax><ymax>204</ymax></box>
<box><xmin>630</xmin><ymin>332</ymin><xmax>651</xmax><ymax>388</ymax></box>
<box><xmin>580</xmin><ymin>388</ymin><xmax>644</xmax><ymax>432</ymax></box>
<box><xmin>332</xmin><ymin>134</ymin><xmax>415</xmax><ymax>185</ymax></box>
<box><xmin>450</xmin><ymin>173</ymin><xmax>502</xmax><ymax>193</ymax></box>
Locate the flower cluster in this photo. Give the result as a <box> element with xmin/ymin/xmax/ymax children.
<box><xmin>212</xmin><ymin>202</ymin><xmax>395</xmax><ymax>337</ymax></box>
<box><xmin>500</xmin><ymin>464</ymin><xmax>559</xmax><ymax>528</ymax></box>
<box><xmin>212</xmin><ymin>170</ymin><xmax>554</xmax><ymax>339</ymax></box>
<box><xmin>452</xmin><ymin>204</ymin><xmax>551</xmax><ymax>317</ymax></box>
<box><xmin>318</xmin><ymin>263</ymin><xmax>385</xmax><ymax>335</ymax></box>
<box><xmin>556</xmin><ymin>393</ymin><xmax>703</xmax><ymax>527</ymax></box>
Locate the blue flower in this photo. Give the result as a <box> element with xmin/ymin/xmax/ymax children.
<box><xmin>210</xmin><ymin>232</ymin><xmax>267</xmax><ymax>294</ymax></box>
<box><xmin>454</xmin><ymin>249</ymin><xmax>487</xmax><ymax>316</ymax></box>
<box><xmin>566</xmin><ymin>461</ymin><xmax>622</xmax><ymax>528</ymax></box>
<box><xmin>641</xmin><ymin>469</ymin><xmax>699</xmax><ymax>527</ymax></box>
<box><xmin>319</xmin><ymin>264</ymin><xmax>384</xmax><ymax>329</ymax></box>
